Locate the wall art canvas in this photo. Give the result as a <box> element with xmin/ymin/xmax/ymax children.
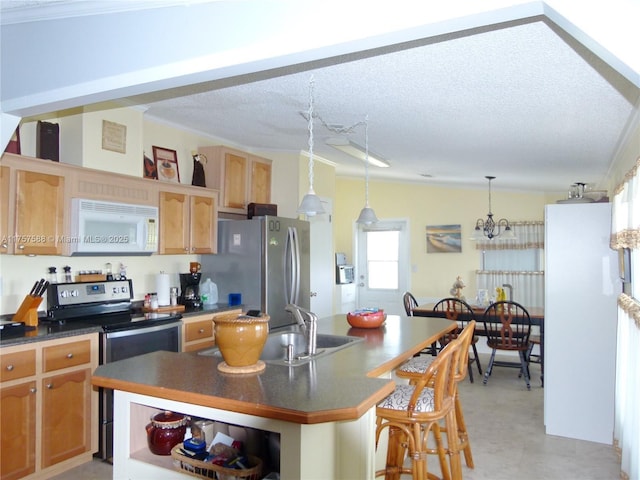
<box><xmin>426</xmin><ymin>224</ymin><xmax>462</xmax><ymax>253</ymax></box>
<box><xmin>152</xmin><ymin>146</ymin><xmax>180</xmax><ymax>183</ymax></box>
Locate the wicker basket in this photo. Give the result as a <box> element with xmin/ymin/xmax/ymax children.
<box><xmin>171</xmin><ymin>443</ymin><xmax>263</xmax><ymax>480</ymax></box>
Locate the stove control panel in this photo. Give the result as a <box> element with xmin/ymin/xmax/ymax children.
<box><xmin>48</xmin><ymin>279</ymin><xmax>133</xmax><ymax>307</ymax></box>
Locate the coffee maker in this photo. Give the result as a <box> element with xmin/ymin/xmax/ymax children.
<box><xmin>179</xmin><ymin>273</ymin><xmax>202</xmax><ymax>308</ymax></box>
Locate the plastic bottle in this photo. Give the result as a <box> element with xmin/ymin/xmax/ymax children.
<box><xmin>200</xmin><ymin>278</ymin><xmax>218</xmax><ymax>305</ymax></box>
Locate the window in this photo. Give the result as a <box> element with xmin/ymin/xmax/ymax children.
<box><xmin>366</xmin><ymin>230</ymin><xmax>399</xmax><ymax>289</ymax></box>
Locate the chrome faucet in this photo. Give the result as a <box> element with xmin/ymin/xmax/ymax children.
<box><xmin>502</xmin><ymin>284</ymin><xmax>513</xmax><ymax>302</ymax></box>
<box><xmin>285</xmin><ymin>304</ymin><xmax>318</xmax><ymax>356</ymax></box>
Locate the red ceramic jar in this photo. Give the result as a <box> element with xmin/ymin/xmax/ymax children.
<box><xmin>145</xmin><ymin>411</ymin><xmax>188</xmax><ymax>455</ymax></box>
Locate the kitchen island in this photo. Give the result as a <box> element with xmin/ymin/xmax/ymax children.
<box><xmin>92</xmin><ymin>314</ymin><xmax>456</xmax><ymax>479</ymax></box>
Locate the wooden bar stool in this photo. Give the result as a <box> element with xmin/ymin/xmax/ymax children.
<box><xmin>375</xmin><ymin>336</ymin><xmax>463</xmax><ymax>480</ymax></box>
<box><xmin>395</xmin><ymin>321</ymin><xmax>477</xmax><ymax>471</ymax></box>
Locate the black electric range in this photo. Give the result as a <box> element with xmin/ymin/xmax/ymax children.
<box><xmin>44</xmin><ymin>279</ymin><xmax>182</xmax><ymax>332</ymax></box>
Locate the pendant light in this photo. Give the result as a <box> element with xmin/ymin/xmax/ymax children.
<box><xmin>471</xmin><ymin>176</ymin><xmax>515</xmax><ymax>240</ymax></box>
<box><xmin>356</xmin><ymin>116</ymin><xmax>378</xmax><ymax>224</ymax></box>
<box><xmin>297</xmin><ymin>76</ymin><xmax>325</xmax><ymax>217</ymax></box>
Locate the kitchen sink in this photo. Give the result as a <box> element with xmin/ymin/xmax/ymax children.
<box><xmin>197</xmin><ymin>330</ymin><xmax>363</xmax><ymax>366</ymax></box>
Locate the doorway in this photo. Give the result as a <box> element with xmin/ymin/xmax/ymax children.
<box><xmin>355</xmin><ymin>219</ymin><xmax>410</xmax><ymax>315</ymax></box>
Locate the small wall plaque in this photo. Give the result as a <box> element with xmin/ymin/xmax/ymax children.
<box><xmin>102</xmin><ymin>120</ymin><xmax>127</xmax><ymax>154</ymax></box>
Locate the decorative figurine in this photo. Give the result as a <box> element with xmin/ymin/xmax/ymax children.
<box><xmin>495</xmin><ymin>286</ymin><xmax>507</xmax><ymax>303</ymax></box>
<box><xmin>450</xmin><ymin>276</ymin><xmax>466</xmax><ymax>300</ymax></box>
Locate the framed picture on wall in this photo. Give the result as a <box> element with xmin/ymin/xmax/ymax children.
<box><xmin>152</xmin><ymin>146</ymin><xmax>180</xmax><ymax>183</ymax></box>
<box><xmin>426</xmin><ymin>224</ymin><xmax>462</xmax><ymax>253</ymax></box>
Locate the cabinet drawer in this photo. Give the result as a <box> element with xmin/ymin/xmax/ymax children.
<box><xmin>185</xmin><ymin>320</ymin><xmax>214</xmax><ymax>343</ymax></box>
<box><xmin>42</xmin><ymin>340</ymin><xmax>91</xmax><ymax>372</ymax></box>
<box><xmin>0</xmin><ymin>349</ymin><xmax>36</xmax><ymax>382</ymax></box>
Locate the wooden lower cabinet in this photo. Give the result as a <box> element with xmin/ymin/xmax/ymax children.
<box><xmin>0</xmin><ymin>382</ymin><xmax>37</xmax><ymax>480</ymax></box>
<box><xmin>0</xmin><ymin>333</ymin><xmax>98</xmax><ymax>479</ymax></box>
<box><xmin>182</xmin><ymin>310</ymin><xmax>241</xmax><ymax>352</ymax></box>
<box><xmin>41</xmin><ymin>369</ymin><xmax>92</xmax><ymax>468</ymax></box>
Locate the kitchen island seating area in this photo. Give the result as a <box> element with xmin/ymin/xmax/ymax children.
<box><xmin>375</xmin><ymin>330</ymin><xmax>466</xmax><ymax>480</ymax></box>
<box><xmin>393</xmin><ymin>320</ymin><xmax>478</xmax><ymax>476</ymax></box>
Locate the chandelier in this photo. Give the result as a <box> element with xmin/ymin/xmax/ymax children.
<box><xmin>471</xmin><ymin>176</ymin><xmax>515</xmax><ymax>240</ymax></box>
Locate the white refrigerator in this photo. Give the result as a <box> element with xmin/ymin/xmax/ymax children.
<box><xmin>544</xmin><ymin>202</ymin><xmax>618</xmax><ymax>444</ymax></box>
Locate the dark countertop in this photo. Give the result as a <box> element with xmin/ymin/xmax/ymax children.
<box><xmin>92</xmin><ymin>314</ymin><xmax>456</xmax><ymax>424</ymax></box>
<box><xmin>0</xmin><ymin>303</ymin><xmax>243</xmax><ymax>347</ymax></box>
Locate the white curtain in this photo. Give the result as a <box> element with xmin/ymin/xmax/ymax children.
<box><xmin>475</xmin><ymin>221</ymin><xmax>545</xmax><ymax>308</ymax></box>
<box><xmin>475</xmin><ymin>270</ymin><xmax>544</xmax><ymax>308</ymax></box>
<box><xmin>611</xmin><ymin>157</ymin><xmax>640</xmax><ymax>480</ymax></box>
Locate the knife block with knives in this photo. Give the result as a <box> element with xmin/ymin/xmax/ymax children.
<box><xmin>13</xmin><ymin>279</ymin><xmax>49</xmax><ymax>326</ymax></box>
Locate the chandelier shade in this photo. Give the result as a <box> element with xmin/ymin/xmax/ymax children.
<box><xmin>471</xmin><ymin>176</ymin><xmax>515</xmax><ymax>240</ymax></box>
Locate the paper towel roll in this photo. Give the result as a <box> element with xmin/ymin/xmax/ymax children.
<box><xmin>156</xmin><ymin>273</ymin><xmax>170</xmax><ymax>306</ymax></box>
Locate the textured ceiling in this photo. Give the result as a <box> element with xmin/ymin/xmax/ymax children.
<box><xmin>2</xmin><ymin>2</ymin><xmax>638</xmax><ymax>194</ymax></box>
<box><xmin>125</xmin><ymin>17</ymin><xmax>639</xmax><ymax>193</ymax></box>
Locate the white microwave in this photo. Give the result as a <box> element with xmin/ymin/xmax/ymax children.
<box><xmin>70</xmin><ymin>198</ymin><xmax>158</xmax><ymax>256</ymax></box>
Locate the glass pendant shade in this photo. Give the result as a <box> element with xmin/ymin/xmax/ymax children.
<box><xmin>356</xmin><ymin>205</ymin><xmax>378</xmax><ymax>224</ymax></box>
<box><xmin>297</xmin><ymin>188</ymin><xmax>325</xmax><ymax>216</ymax></box>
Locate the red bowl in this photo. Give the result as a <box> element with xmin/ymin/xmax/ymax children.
<box><xmin>346</xmin><ymin>310</ymin><xmax>386</xmax><ymax>329</ymax></box>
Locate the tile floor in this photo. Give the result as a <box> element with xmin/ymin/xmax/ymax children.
<box><xmin>55</xmin><ymin>354</ymin><xmax>620</xmax><ymax>480</ymax></box>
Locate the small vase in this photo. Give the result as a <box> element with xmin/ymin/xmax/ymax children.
<box><xmin>214</xmin><ymin>313</ymin><xmax>270</xmax><ymax>371</ymax></box>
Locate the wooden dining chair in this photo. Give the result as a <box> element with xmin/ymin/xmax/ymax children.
<box><xmin>403</xmin><ymin>291</ymin><xmax>438</xmax><ymax>356</ymax></box>
<box><xmin>432</xmin><ymin>297</ymin><xmax>482</xmax><ymax>382</ymax></box>
<box><xmin>403</xmin><ymin>291</ymin><xmax>418</xmax><ymax>316</ymax></box>
<box><xmin>376</xmin><ymin>335</ymin><xmax>463</xmax><ymax>480</ymax></box>
<box><xmin>482</xmin><ymin>301</ymin><xmax>532</xmax><ymax>390</ymax></box>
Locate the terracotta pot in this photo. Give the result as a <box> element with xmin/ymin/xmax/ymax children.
<box><xmin>214</xmin><ymin>313</ymin><xmax>270</xmax><ymax>367</ymax></box>
<box><xmin>145</xmin><ymin>411</ymin><xmax>188</xmax><ymax>455</ymax></box>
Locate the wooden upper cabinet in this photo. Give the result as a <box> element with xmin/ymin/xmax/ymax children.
<box><xmin>15</xmin><ymin>170</ymin><xmax>65</xmax><ymax>255</ymax></box>
<box><xmin>1</xmin><ymin>166</ymin><xmax>9</xmax><ymax>254</ymax></box>
<box><xmin>198</xmin><ymin>146</ymin><xmax>271</xmax><ymax>213</ymax></box>
<box><xmin>159</xmin><ymin>190</ymin><xmax>189</xmax><ymax>254</ymax></box>
<box><xmin>158</xmin><ymin>188</ymin><xmax>217</xmax><ymax>254</ymax></box>
<box><xmin>250</xmin><ymin>156</ymin><xmax>272</xmax><ymax>205</ymax></box>
<box><xmin>224</xmin><ymin>151</ymin><xmax>248</xmax><ymax>209</ymax></box>
<box><xmin>190</xmin><ymin>194</ymin><xmax>217</xmax><ymax>254</ymax></box>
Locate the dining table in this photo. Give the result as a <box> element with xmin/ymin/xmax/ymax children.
<box><xmin>413</xmin><ymin>302</ymin><xmax>545</xmax><ymax>386</ymax></box>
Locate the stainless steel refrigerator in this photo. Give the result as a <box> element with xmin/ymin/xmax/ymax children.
<box><xmin>200</xmin><ymin>216</ymin><xmax>310</xmax><ymax>329</ymax></box>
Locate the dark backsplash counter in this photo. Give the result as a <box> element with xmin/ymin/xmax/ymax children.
<box><xmin>0</xmin><ymin>303</ymin><xmax>244</xmax><ymax>348</ymax></box>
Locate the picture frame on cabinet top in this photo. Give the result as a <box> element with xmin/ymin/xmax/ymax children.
<box><xmin>4</xmin><ymin>126</ymin><xmax>20</xmax><ymax>154</ymax></box>
<box><xmin>143</xmin><ymin>152</ymin><xmax>158</xmax><ymax>179</ymax></box>
<box><xmin>153</xmin><ymin>146</ymin><xmax>180</xmax><ymax>183</ymax></box>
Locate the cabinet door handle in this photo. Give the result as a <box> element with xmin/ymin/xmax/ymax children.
<box><xmin>66</xmin><ymin>353</ymin><xmax>74</xmax><ymax>359</ymax></box>
<box><xmin>6</xmin><ymin>364</ymin><xmax>14</xmax><ymax>371</ymax></box>
<box><xmin>46</xmin><ymin>383</ymin><xmax>53</xmax><ymax>389</ymax></box>
<box><xmin>30</xmin><ymin>387</ymin><xmax>37</xmax><ymax>394</ymax></box>
<box><xmin>17</xmin><ymin>244</ymin><xmax>25</xmax><ymax>250</ymax></box>
<box><xmin>1</xmin><ymin>242</ymin><xmax>7</xmax><ymax>249</ymax></box>
<box><xmin>198</xmin><ymin>328</ymin><xmax>204</xmax><ymax>334</ymax></box>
